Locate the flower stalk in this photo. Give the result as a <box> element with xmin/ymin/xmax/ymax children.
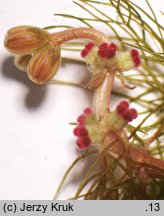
<box><xmin>49</xmin><ymin>27</ymin><xmax>109</xmax><ymax>44</ymax></box>
<box><xmin>92</xmin><ymin>72</ymin><xmax>115</xmax><ymax>120</ymax></box>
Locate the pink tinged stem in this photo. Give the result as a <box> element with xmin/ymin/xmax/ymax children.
<box><xmin>130</xmin><ymin>147</ymin><xmax>164</xmax><ymax>171</ymax></box>
<box><xmin>49</xmin><ymin>28</ymin><xmax>109</xmax><ymax>45</ymax></box>
<box><xmin>92</xmin><ymin>72</ymin><xmax>115</xmax><ymax>121</ymax></box>
<box><xmin>104</xmin><ymin>131</ymin><xmax>164</xmax><ymax>172</ymax></box>
<box><xmin>110</xmin><ymin>139</ymin><xmax>164</xmax><ymax>172</ymax></box>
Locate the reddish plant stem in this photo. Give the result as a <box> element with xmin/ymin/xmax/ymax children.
<box><xmin>105</xmin><ymin>130</ymin><xmax>164</xmax><ymax>173</ymax></box>
<box><xmin>49</xmin><ymin>28</ymin><xmax>109</xmax><ymax>45</ymax></box>
<box><xmin>130</xmin><ymin>147</ymin><xmax>164</xmax><ymax>171</ymax></box>
<box><xmin>92</xmin><ymin>72</ymin><xmax>115</xmax><ymax>121</ymax></box>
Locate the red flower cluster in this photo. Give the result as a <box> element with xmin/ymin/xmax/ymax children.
<box><xmin>73</xmin><ymin>108</ymin><xmax>92</xmax><ymax>149</ymax></box>
<box><xmin>81</xmin><ymin>43</ymin><xmax>95</xmax><ymax>58</ymax></box>
<box><xmin>116</xmin><ymin>100</ymin><xmax>138</xmax><ymax>122</ymax></box>
<box><xmin>98</xmin><ymin>42</ymin><xmax>117</xmax><ymax>58</ymax></box>
<box><xmin>131</xmin><ymin>49</ymin><xmax>141</xmax><ymax>68</ymax></box>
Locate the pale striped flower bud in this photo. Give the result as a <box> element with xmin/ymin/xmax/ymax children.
<box><xmin>4</xmin><ymin>26</ymin><xmax>48</xmax><ymax>55</ymax></box>
<box><xmin>27</xmin><ymin>45</ymin><xmax>61</xmax><ymax>84</ymax></box>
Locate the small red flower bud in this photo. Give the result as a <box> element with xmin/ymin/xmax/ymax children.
<box><xmin>99</xmin><ymin>43</ymin><xmax>108</xmax><ymax>50</ymax></box>
<box><xmin>116</xmin><ymin>100</ymin><xmax>129</xmax><ymax>115</ymax></box>
<box><xmin>73</xmin><ymin>126</ymin><xmax>81</xmax><ymax>136</ymax></box>
<box><xmin>98</xmin><ymin>43</ymin><xmax>108</xmax><ymax>58</ymax></box>
<box><xmin>85</xmin><ymin>42</ymin><xmax>94</xmax><ymax>50</ymax></box>
<box><xmin>77</xmin><ymin>114</ymin><xmax>85</xmax><ymax>125</ymax></box>
<box><xmin>81</xmin><ymin>43</ymin><xmax>94</xmax><ymax>58</ymax></box>
<box><xmin>98</xmin><ymin>49</ymin><xmax>107</xmax><ymax>58</ymax></box>
<box><xmin>98</xmin><ymin>42</ymin><xmax>117</xmax><ymax>58</ymax></box>
<box><xmin>83</xmin><ymin>107</ymin><xmax>92</xmax><ymax>116</ymax></box>
<box><xmin>74</xmin><ymin>108</ymin><xmax>93</xmax><ymax>149</ymax></box>
<box><xmin>73</xmin><ymin>126</ymin><xmax>88</xmax><ymax>136</ymax></box>
<box><xmin>81</xmin><ymin>49</ymin><xmax>88</xmax><ymax>58</ymax></box>
<box><xmin>122</xmin><ymin>108</ymin><xmax>138</xmax><ymax>122</ymax></box>
<box><xmin>120</xmin><ymin>100</ymin><xmax>129</xmax><ymax>108</ymax></box>
<box><xmin>131</xmin><ymin>49</ymin><xmax>141</xmax><ymax>68</ymax></box>
<box><xmin>109</xmin><ymin>43</ymin><xmax>117</xmax><ymax>53</ymax></box>
<box><xmin>131</xmin><ymin>49</ymin><xmax>139</xmax><ymax>58</ymax></box>
<box><xmin>78</xmin><ymin>127</ymin><xmax>88</xmax><ymax>136</ymax></box>
<box><xmin>122</xmin><ymin>112</ymin><xmax>133</xmax><ymax>122</ymax></box>
<box><xmin>106</xmin><ymin>43</ymin><xmax>117</xmax><ymax>58</ymax></box>
<box><xmin>76</xmin><ymin>136</ymin><xmax>91</xmax><ymax>149</ymax></box>
<box><xmin>106</xmin><ymin>49</ymin><xmax>115</xmax><ymax>58</ymax></box>
<box><xmin>129</xmin><ymin>108</ymin><xmax>138</xmax><ymax>119</ymax></box>
<box><xmin>133</xmin><ymin>56</ymin><xmax>141</xmax><ymax>68</ymax></box>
